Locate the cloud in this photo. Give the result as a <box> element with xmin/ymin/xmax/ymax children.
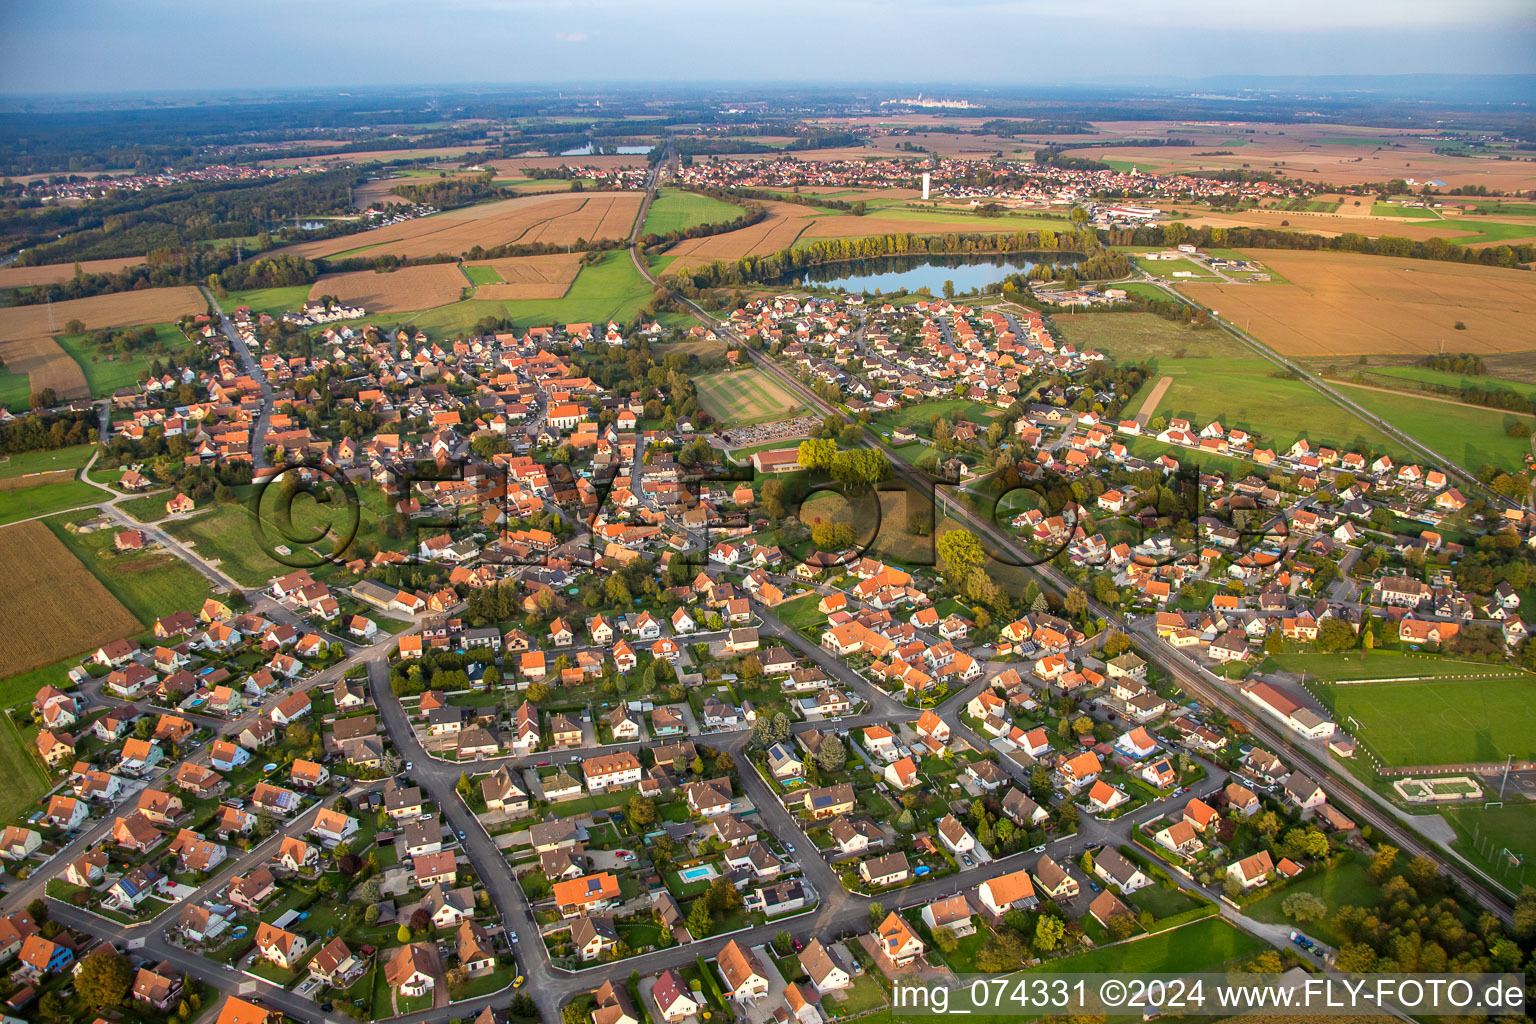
<box><xmin>555</xmin><ymin>31</ymin><xmax>589</xmax><ymax>43</ymax></box>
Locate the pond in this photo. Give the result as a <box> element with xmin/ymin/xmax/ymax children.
<box><xmin>558</xmin><ymin>143</ymin><xmax>652</xmax><ymax>156</ymax></box>
<box><xmin>771</xmin><ymin>252</ymin><xmax>1079</xmax><ymax>295</ymax></box>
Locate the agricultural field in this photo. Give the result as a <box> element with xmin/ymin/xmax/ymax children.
<box><xmin>695</xmin><ymin>368</ymin><xmax>803</xmax><ymax>427</ymax></box>
<box><xmin>465</xmin><ymin>253</ymin><xmax>585</xmax><ymax>301</ymax></box>
<box><xmin>1179</xmin><ymin>251</ymin><xmax>1536</xmax><ymax>357</ymax></box>
<box><xmin>377</xmin><ymin>251</ymin><xmax>656</xmax><ymax>334</ymax></box>
<box><xmin>460</xmin><ymin>264</ymin><xmax>505</xmax><ymax>285</ymax></box>
<box><xmin>276</xmin><ymin>191</ymin><xmax>644</xmax><ymax>260</ymax></box>
<box><xmin>1044</xmin><ymin>312</ymin><xmax>1216</xmax><ymax>364</ymax></box>
<box><xmin>0</xmin><ymin>519</ymin><xmax>143</xmax><ymax>677</ymax></box>
<box><xmin>1059</xmin><ymin>121</ymin><xmax>1536</xmax><ymax>191</ymax></box>
<box><xmin>45</xmin><ymin>510</ymin><xmax>214</xmax><ymax>628</ymax></box>
<box><xmin>309</xmin><ymin>264</ymin><xmax>468</xmax><ymax>313</ymax></box>
<box><xmin>1331</xmin><ymin>381</ymin><xmax>1533</xmax><ymax>472</ymax></box>
<box><xmin>221</xmin><ymin>285</ymin><xmax>313</xmax><ymax>316</ymax></box>
<box><xmin>0</xmin><ymin>364</ymin><xmax>29</xmax><ymax>412</ymax></box>
<box><xmin>0</xmin><ymin>478</ymin><xmax>105</xmax><ymax>526</ymax></box>
<box><xmin>1352</xmin><ymin>363</ymin><xmax>1536</xmax><ymax>396</ymax></box>
<box><xmin>0</xmin><ymin>256</ymin><xmax>145</xmax><ymax>290</ymax></box>
<box><xmin>641</xmin><ymin>189</ymin><xmax>745</xmax><ymax>235</ymax></box>
<box><xmin>53</xmin><ymin>322</ymin><xmax>193</xmax><ymax>398</ymax></box>
<box><xmin>0</xmin><ymin>285</ymin><xmax>202</xmax><ymax>401</ymax></box>
<box><xmin>1104</xmin><ymin>333</ymin><xmax>1415</xmax><ymax>458</ymax></box>
<box><xmin>1320</xmin><ymin>676</ymin><xmax>1536</xmax><ymax>766</ymax></box>
<box><xmin>0</xmin><ymin>444</ymin><xmax>97</xmax><ymax>481</ymax></box>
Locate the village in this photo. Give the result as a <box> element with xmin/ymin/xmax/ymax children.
<box><xmin>0</xmin><ymin>236</ymin><xmax>1531</xmax><ymax>1024</ymax></box>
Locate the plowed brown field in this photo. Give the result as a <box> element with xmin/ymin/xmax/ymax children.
<box><xmin>0</xmin><ymin>521</ymin><xmax>143</xmax><ymax>677</ymax></box>
<box><xmin>309</xmin><ymin>264</ymin><xmax>467</xmax><ymax>312</ymax></box>
<box><xmin>275</xmin><ymin>192</ymin><xmax>644</xmax><ymax>260</ymax></box>
<box><xmin>0</xmin><ymin>257</ymin><xmax>146</xmax><ymax>289</ymax></box>
<box><xmin>1180</xmin><ymin>251</ymin><xmax>1536</xmax><ymax>357</ymax></box>
<box><xmin>0</xmin><ymin>286</ymin><xmax>202</xmax><ymax>400</ymax></box>
<box><xmin>467</xmin><ymin>253</ymin><xmax>584</xmax><ymax>300</ymax></box>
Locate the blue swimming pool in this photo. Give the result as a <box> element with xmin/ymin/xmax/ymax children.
<box><xmin>679</xmin><ymin>865</ymin><xmax>717</xmax><ymax>883</ymax></box>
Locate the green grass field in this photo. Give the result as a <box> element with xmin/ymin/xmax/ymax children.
<box><xmin>1262</xmin><ymin>650</ymin><xmax>1504</xmax><ymax>681</ymax></box>
<box><xmin>461</xmin><ymin>264</ymin><xmax>504</xmax><ymax>286</ymax></box>
<box><xmin>45</xmin><ymin>510</ymin><xmax>213</xmax><ymax>628</ymax></box>
<box><xmin>1437</xmin><ymin>801</ymin><xmax>1536</xmax><ymax>893</ymax></box>
<box><xmin>372</xmin><ymin>250</ymin><xmax>656</xmax><ymax>334</ymax></box>
<box><xmin>0</xmin><ymin>444</ymin><xmax>96</xmax><ymax>479</ymax></box>
<box><xmin>871</xmin><ymin>398</ymin><xmax>1001</xmax><ymax>435</ymax></box>
<box><xmin>1245</xmin><ymin>856</ymin><xmax>1380</xmax><ymax>947</ymax></box>
<box><xmin>1333</xmin><ymin>382</ymin><xmax>1532</xmax><ymax>473</ymax></box>
<box><xmin>53</xmin><ymin>323</ymin><xmax>192</xmax><ymax>398</ymax></box>
<box><xmin>1133</xmin><ymin>256</ymin><xmax>1220</xmax><ymax>281</ymax></box>
<box><xmin>119</xmin><ymin>492</ymin><xmax>173</xmax><ymax>523</ymax></box>
<box><xmin>642</xmin><ymin>190</ymin><xmax>744</xmax><ymax>236</ymax></box>
<box><xmin>1031</xmin><ymin>917</ymin><xmax>1266</xmax><ymax>974</ymax></box>
<box><xmin>165</xmin><ymin>485</ymin><xmax>396</xmax><ymax>588</ymax></box>
<box><xmin>222</xmin><ymin>285</ymin><xmax>313</xmax><ymax>317</ymax></box>
<box><xmin>695</xmin><ymin>368</ymin><xmax>803</xmax><ymax>427</ymax></box>
<box><xmin>1061</xmin><ymin>316</ymin><xmax>1412</xmax><ymax>458</ymax></box>
<box><xmin>1361</xmin><ymin>364</ymin><xmax>1536</xmax><ymax>399</ymax></box>
<box><xmin>1322</xmin><ymin>676</ymin><xmax>1536</xmax><ymax>766</ymax></box>
<box><xmin>0</xmin><ymin>479</ymin><xmax>104</xmax><ymax>526</ymax></box>
<box><xmin>0</xmin><ymin>710</ymin><xmax>50</xmax><ymax>828</ymax></box>
<box><xmin>0</xmin><ymin>364</ymin><xmax>30</xmax><ymax>413</ymax></box>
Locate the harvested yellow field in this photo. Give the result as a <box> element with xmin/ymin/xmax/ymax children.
<box><xmin>468</xmin><ymin>253</ymin><xmax>584</xmax><ymax>300</ymax></box>
<box><xmin>309</xmin><ymin>264</ymin><xmax>467</xmax><ymax>313</ymax></box>
<box><xmin>0</xmin><ymin>521</ymin><xmax>143</xmax><ymax>677</ymax></box>
<box><xmin>275</xmin><ymin>191</ymin><xmax>644</xmax><ymax>260</ymax></box>
<box><xmin>663</xmin><ymin>202</ymin><xmax>822</xmax><ymax>272</ymax></box>
<box><xmin>1180</xmin><ymin>251</ymin><xmax>1536</xmax><ymax>357</ymax></box>
<box><xmin>0</xmin><ymin>286</ymin><xmax>202</xmax><ymax>400</ymax></box>
<box><xmin>0</xmin><ymin>257</ymin><xmax>145</xmax><ymax>289</ymax></box>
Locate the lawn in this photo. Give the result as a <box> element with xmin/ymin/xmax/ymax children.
<box><xmin>0</xmin><ymin>444</ymin><xmax>96</xmax><ymax>479</ymax></box>
<box><xmin>695</xmin><ymin>368</ymin><xmax>803</xmax><ymax>428</ymax></box>
<box><xmin>642</xmin><ymin>190</ymin><xmax>744</xmax><ymax>236</ymax></box>
<box><xmin>222</xmin><ymin>286</ymin><xmax>312</xmax><ymax>317</ymax></box>
<box><xmin>45</xmin><ymin>510</ymin><xmax>213</xmax><ymax>628</ymax></box>
<box><xmin>1126</xmin><ymin>881</ymin><xmax>1203</xmax><ymax>919</ymax></box>
<box><xmin>1321</xmin><ymin>676</ymin><xmax>1536</xmax><ymax>766</ymax></box>
<box><xmin>1032</xmin><ymin>917</ymin><xmax>1266</xmax><ymax>974</ymax></box>
<box><xmin>461</xmin><ymin>264</ymin><xmax>504</xmax><ymax>286</ymax></box>
<box><xmin>1332</xmin><ymin>381</ymin><xmax>1533</xmax><ymax>473</ymax></box>
<box><xmin>53</xmin><ymin>323</ymin><xmax>193</xmax><ymax>398</ymax></box>
<box><xmin>773</xmin><ymin>592</ymin><xmax>825</xmax><ymax>632</ymax></box>
<box><xmin>1245</xmin><ymin>857</ymin><xmax>1379</xmax><ymax>947</ymax></box>
<box><xmin>0</xmin><ymin>479</ymin><xmax>104</xmax><ymax>525</ymax></box>
<box><xmin>119</xmin><ymin>493</ymin><xmax>173</xmax><ymax>523</ymax></box>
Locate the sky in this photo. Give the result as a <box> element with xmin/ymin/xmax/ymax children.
<box><xmin>2</xmin><ymin>0</ymin><xmax>1534</xmax><ymax>94</ymax></box>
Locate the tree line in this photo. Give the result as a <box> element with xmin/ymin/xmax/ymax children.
<box><xmin>1104</xmin><ymin>221</ymin><xmax>1535</xmax><ymax>269</ymax></box>
<box><xmin>675</xmin><ymin>227</ymin><xmax>1106</xmax><ymax>290</ymax></box>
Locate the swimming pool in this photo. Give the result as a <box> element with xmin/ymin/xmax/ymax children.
<box><xmin>679</xmin><ymin>864</ymin><xmax>717</xmax><ymax>883</ymax></box>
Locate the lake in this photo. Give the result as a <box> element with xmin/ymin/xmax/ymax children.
<box><xmin>558</xmin><ymin>143</ymin><xmax>653</xmax><ymax>156</ymax></box>
<box><xmin>773</xmin><ymin>253</ymin><xmax>1076</xmax><ymax>294</ymax></box>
